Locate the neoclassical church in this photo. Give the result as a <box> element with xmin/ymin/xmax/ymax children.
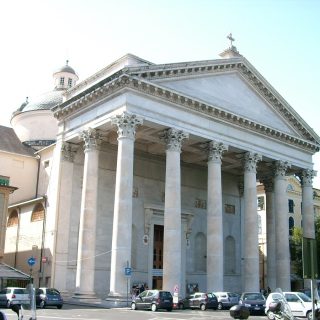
<box><xmin>1</xmin><ymin>42</ymin><xmax>319</xmax><ymax>300</ymax></box>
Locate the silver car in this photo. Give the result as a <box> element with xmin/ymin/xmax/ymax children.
<box><xmin>214</xmin><ymin>291</ymin><xmax>240</xmax><ymax>310</ymax></box>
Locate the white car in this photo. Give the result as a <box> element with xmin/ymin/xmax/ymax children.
<box><xmin>213</xmin><ymin>292</ymin><xmax>240</xmax><ymax>310</ymax></box>
<box><xmin>265</xmin><ymin>291</ymin><xmax>318</xmax><ymax>320</ymax></box>
<box><xmin>0</xmin><ymin>287</ymin><xmax>30</xmax><ymax>308</ymax></box>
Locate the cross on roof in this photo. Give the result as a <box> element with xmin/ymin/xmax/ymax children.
<box><xmin>227</xmin><ymin>33</ymin><xmax>235</xmax><ymax>47</ymax></box>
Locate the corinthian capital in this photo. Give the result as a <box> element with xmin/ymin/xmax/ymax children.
<box><xmin>80</xmin><ymin>128</ymin><xmax>102</xmax><ymax>151</ymax></box>
<box><xmin>300</xmin><ymin>169</ymin><xmax>316</xmax><ymax>187</ymax></box>
<box><xmin>159</xmin><ymin>128</ymin><xmax>189</xmax><ymax>152</ymax></box>
<box><xmin>274</xmin><ymin>160</ymin><xmax>291</xmax><ymax>178</ymax></box>
<box><xmin>243</xmin><ymin>152</ymin><xmax>262</xmax><ymax>173</ymax></box>
<box><xmin>205</xmin><ymin>141</ymin><xmax>228</xmax><ymax>163</ymax></box>
<box><xmin>111</xmin><ymin>112</ymin><xmax>143</xmax><ymax>140</ymax></box>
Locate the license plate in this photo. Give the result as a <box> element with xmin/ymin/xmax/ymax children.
<box><xmin>164</xmin><ymin>300</ymin><xmax>169</xmax><ymax>302</ymax></box>
<box><xmin>254</xmin><ymin>306</ymin><xmax>261</xmax><ymax>310</ymax></box>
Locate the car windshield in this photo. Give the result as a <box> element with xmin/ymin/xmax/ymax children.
<box><xmin>46</xmin><ymin>289</ymin><xmax>60</xmax><ymax>295</ymax></box>
<box><xmin>244</xmin><ymin>293</ymin><xmax>265</xmax><ymax>300</ymax></box>
<box><xmin>297</xmin><ymin>292</ymin><xmax>312</xmax><ymax>302</ymax></box>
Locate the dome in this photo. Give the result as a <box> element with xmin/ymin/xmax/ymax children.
<box><xmin>53</xmin><ymin>60</ymin><xmax>77</xmax><ymax>76</ymax></box>
<box><xmin>19</xmin><ymin>90</ymin><xmax>63</xmax><ymax>112</ymax></box>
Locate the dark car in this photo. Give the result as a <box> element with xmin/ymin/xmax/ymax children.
<box><xmin>178</xmin><ymin>292</ymin><xmax>218</xmax><ymax>311</ymax></box>
<box><xmin>238</xmin><ymin>292</ymin><xmax>266</xmax><ymax>314</ymax></box>
<box><xmin>35</xmin><ymin>288</ymin><xmax>63</xmax><ymax>309</ymax></box>
<box><xmin>131</xmin><ymin>289</ymin><xmax>173</xmax><ymax>312</ymax></box>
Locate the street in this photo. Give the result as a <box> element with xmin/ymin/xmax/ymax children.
<box><xmin>0</xmin><ymin>305</ymin><xmax>268</xmax><ymax>320</ymax></box>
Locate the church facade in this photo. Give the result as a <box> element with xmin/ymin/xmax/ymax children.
<box><xmin>2</xmin><ymin>45</ymin><xmax>320</xmax><ymax>300</ymax></box>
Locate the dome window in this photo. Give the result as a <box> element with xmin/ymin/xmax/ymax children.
<box><xmin>68</xmin><ymin>78</ymin><xmax>73</xmax><ymax>88</ymax></box>
<box><xmin>60</xmin><ymin>77</ymin><xmax>65</xmax><ymax>86</ymax></box>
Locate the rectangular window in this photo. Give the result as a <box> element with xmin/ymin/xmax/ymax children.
<box><xmin>225</xmin><ymin>204</ymin><xmax>235</xmax><ymax>214</ymax></box>
<box><xmin>68</xmin><ymin>78</ymin><xmax>72</xmax><ymax>87</ymax></box>
<box><xmin>288</xmin><ymin>199</ymin><xmax>294</xmax><ymax>213</ymax></box>
<box><xmin>60</xmin><ymin>77</ymin><xmax>65</xmax><ymax>85</ymax></box>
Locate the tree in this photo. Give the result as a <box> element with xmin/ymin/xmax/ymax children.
<box><xmin>290</xmin><ymin>226</ymin><xmax>303</xmax><ymax>278</ymax></box>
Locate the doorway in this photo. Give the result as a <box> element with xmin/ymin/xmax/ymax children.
<box><xmin>152</xmin><ymin>224</ymin><xmax>163</xmax><ymax>289</ymax></box>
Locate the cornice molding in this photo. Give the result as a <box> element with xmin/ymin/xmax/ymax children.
<box><xmin>53</xmin><ymin>74</ymin><xmax>319</xmax><ymax>153</ymax></box>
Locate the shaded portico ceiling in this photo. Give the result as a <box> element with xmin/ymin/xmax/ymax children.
<box><xmin>53</xmin><ymin>55</ymin><xmax>320</xmax><ymax>177</ymax></box>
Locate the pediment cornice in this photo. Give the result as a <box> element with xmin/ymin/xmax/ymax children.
<box><xmin>53</xmin><ymin>74</ymin><xmax>319</xmax><ymax>153</ymax></box>
<box><xmin>126</xmin><ymin>58</ymin><xmax>320</xmax><ymax>145</ymax></box>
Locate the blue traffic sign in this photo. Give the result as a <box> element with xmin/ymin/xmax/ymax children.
<box><xmin>27</xmin><ymin>257</ymin><xmax>36</xmax><ymax>266</ymax></box>
<box><xmin>124</xmin><ymin>267</ymin><xmax>132</xmax><ymax>276</ymax></box>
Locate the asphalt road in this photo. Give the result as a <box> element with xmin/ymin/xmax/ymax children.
<box><xmin>0</xmin><ymin>304</ymin><xmax>268</xmax><ymax>320</ymax></box>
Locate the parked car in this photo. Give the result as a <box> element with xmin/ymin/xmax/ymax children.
<box><xmin>35</xmin><ymin>288</ymin><xmax>63</xmax><ymax>309</ymax></box>
<box><xmin>131</xmin><ymin>289</ymin><xmax>173</xmax><ymax>312</ymax></box>
<box><xmin>0</xmin><ymin>287</ymin><xmax>30</xmax><ymax>308</ymax></box>
<box><xmin>265</xmin><ymin>291</ymin><xmax>318</xmax><ymax>320</ymax></box>
<box><xmin>238</xmin><ymin>292</ymin><xmax>266</xmax><ymax>315</ymax></box>
<box><xmin>298</xmin><ymin>288</ymin><xmax>320</xmax><ymax>300</ymax></box>
<box><xmin>214</xmin><ymin>291</ymin><xmax>240</xmax><ymax>310</ymax></box>
<box><xmin>178</xmin><ymin>292</ymin><xmax>218</xmax><ymax>310</ymax></box>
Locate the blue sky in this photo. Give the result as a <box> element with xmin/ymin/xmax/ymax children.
<box><xmin>1</xmin><ymin>0</ymin><xmax>320</xmax><ymax>186</ymax></box>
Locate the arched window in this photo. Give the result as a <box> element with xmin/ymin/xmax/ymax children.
<box><xmin>194</xmin><ymin>232</ymin><xmax>206</xmax><ymax>272</ymax></box>
<box><xmin>289</xmin><ymin>217</ymin><xmax>294</xmax><ymax>236</ymax></box>
<box><xmin>224</xmin><ymin>236</ymin><xmax>236</xmax><ymax>274</ymax></box>
<box><xmin>31</xmin><ymin>203</ymin><xmax>45</xmax><ymax>222</ymax></box>
<box><xmin>7</xmin><ymin>210</ymin><xmax>18</xmax><ymax>227</ymax></box>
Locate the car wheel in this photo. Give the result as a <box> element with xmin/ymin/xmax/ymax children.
<box><xmin>6</xmin><ymin>300</ymin><xmax>11</xmax><ymax>308</ymax></box>
<box><xmin>217</xmin><ymin>302</ymin><xmax>223</xmax><ymax>310</ymax></box>
<box><xmin>151</xmin><ymin>303</ymin><xmax>157</xmax><ymax>312</ymax></box>
<box><xmin>266</xmin><ymin>310</ymin><xmax>275</xmax><ymax>320</ymax></box>
<box><xmin>200</xmin><ymin>304</ymin><xmax>206</xmax><ymax>311</ymax></box>
<box><xmin>307</xmin><ymin>311</ymin><xmax>312</xmax><ymax>320</ymax></box>
<box><xmin>167</xmin><ymin>307</ymin><xmax>172</xmax><ymax>312</ymax></box>
<box><xmin>39</xmin><ymin>300</ymin><xmax>46</xmax><ymax>309</ymax></box>
<box><xmin>57</xmin><ymin>305</ymin><xmax>62</xmax><ymax>309</ymax></box>
<box><xmin>131</xmin><ymin>302</ymin><xmax>136</xmax><ymax>310</ymax></box>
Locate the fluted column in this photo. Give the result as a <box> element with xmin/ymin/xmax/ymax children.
<box><xmin>261</xmin><ymin>177</ymin><xmax>276</xmax><ymax>291</ymax></box>
<box><xmin>243</xmin><ymin>152</ymin><xmax>261</xmax><ymax>291</ymax></box>
<box><xmin>301</xmin><ymin>169</ymin><xmax>316</xmax><ymax>238</ymax></box>
<box><xmin>160</xmin><ymin>128</ymin><xmax>188</xmax><ymax>294</ymax></box>
<box><xmin>274</xmin><ymin>160</ymin><xmax>291</xmax><ymax>290</ymax></box>
<box><xmin>74</xmin><ymin>128</ymin><xmax>101</xmax><ymax>298</ymax></box>
<box><xmin>109</xmin><ymin>112</ymin><xmax>142</xmax><ymax>298</ymax></box>
<box><xmin>206</xmin><ymin>141</ymin><xmax>228</xmax><ymax>292</ymax></box>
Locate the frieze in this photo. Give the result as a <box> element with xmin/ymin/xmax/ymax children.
<box><xmin>53</xmin><ymin>73</ymin><xmax>319</xmax><ymax>153</ymax></box>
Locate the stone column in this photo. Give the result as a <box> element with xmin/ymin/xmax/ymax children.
<box><xmin>243</xmin><ymin>152</ymin><xmax>261</xmax><ymax>292</ymax></box>
<box><xmin>54</xmin><ymin>142</ymin><xmax>77</xmax><ymax>292</ymax></box>
<box><xmin>109</xmin><ymin>112</ymin><xmax>142</xmax><ymax>298</ymax></box>
<box><xmin>74</xmin><ymin>128</ymin><xmax>101</xmax><ymax>298</ymax></box>
<box><xmin>261</xmin><ymin>177</ymin><xmax>276</xmax><ymax>291</ymax></box>
<box><xmin>274</xmin><ymin>160</ymin><xmax>291</xmax><ymax>290</ymax></box>
<box><xmin>301</xmin><ymin>169</ymin><xmax>316</xmax><ymax>238</ymax></box>
<box><xmin>206</xmin><ymin>141</ymin><xmax>228</xmax><ymax>292</ymax></box>
<box><xmin>160</xmin><ymin>128</ymin><xmax>188</xmax><ymax>294</ymax></box>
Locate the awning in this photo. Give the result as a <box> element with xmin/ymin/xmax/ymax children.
<box><xmin>0</xmin><ymin>263</ymin><xmax>30</xmax><ymax>280</ymax></box>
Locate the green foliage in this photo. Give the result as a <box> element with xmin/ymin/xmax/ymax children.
<box><xmin>289</xmin><ymin>227</ymin><xmax>303</xmax><ymax>278</ymax></box>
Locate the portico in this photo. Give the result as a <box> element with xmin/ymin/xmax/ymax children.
<box><xmin>50</xmin><ymin>51</ymin><xmax>319</xmax><ymax>300</ymax></box>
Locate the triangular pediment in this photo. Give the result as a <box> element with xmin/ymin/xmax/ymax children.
<box><xmin>157</xmin><ymin>72</ymin><xmax>297</xmax><ymax>136</ymax></box>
